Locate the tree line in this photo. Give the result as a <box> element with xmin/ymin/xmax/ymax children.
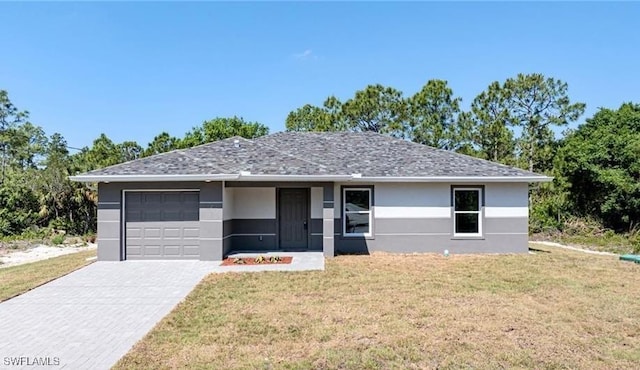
<box><xmin>0</xmin><ymin>91</ymin><xmax>268</xmax><ymax>237</ymax></box>
<box><xmin>286</xmin><ymin>73</ymin><xmax>585</xmax><ymax>174</ymax></box>
<box><xmin>1</xmin><ymin>73</ymin><xmax>639</xmax><ymax>246</ymax></box>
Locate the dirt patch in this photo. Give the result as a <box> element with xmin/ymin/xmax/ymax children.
<box><xmin>530</xmin><ymin>241</ymin><xmax>617</xmax><ymax>256</ymax></box>
<box><xmin>0</xmin><ymin>244</ymin><xmax>97</xmax><ymax>269</ymax></box>
<box><xmin>220</xmin><ymin>256</ymin><xmax>293</xmax><ymax>266</ymax></box>
<box><xmin>0</xmin><ymin>240</ymin><xmax>33</xmax><ymax>256</ymax></box>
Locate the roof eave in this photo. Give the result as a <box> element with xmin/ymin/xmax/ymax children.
<box><xmin>68</xmin><ymin>174</ymin><xmax>241</xmax><ymax>183</ymax></box>
<box><xmin>356</xmin><ymin>176</ymin><xmax>553</xmax><ymax>183</ymax></box>
<box><xmin>237</xmin><ymin>174</ymin><xmax>354</xmax><ymax>182</ymax></box>
<box><xmin>70</xmin><ymin>173</ymin><xmax>552</xmax><ymax>183</ymax></box>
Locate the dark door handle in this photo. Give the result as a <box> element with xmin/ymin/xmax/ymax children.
<box><xmin>303</xmin><ymin>221</ymin><xmax>308</xmax><ymax>230</ymax></box>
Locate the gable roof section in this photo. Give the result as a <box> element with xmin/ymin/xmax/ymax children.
<box><xmin>70</xmin><ymin>132</ymin><xmax>551</xmax><ymax>183</ymax></box>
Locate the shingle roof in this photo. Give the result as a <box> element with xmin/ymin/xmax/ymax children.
<box><xmin>73</xmin><ymin>131</ymin><xmax>549</xmax><ymax>180</ymax></box>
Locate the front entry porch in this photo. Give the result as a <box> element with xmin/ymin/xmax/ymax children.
<box><xmin>222</xmin><ymin>182</ymin><xmax>335</xmax><ymax>258</ymax></box>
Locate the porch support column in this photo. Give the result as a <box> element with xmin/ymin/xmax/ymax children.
<box><xmin>199</xmin><ymin>181</ymin><xmax>224</xmax><ymax>261</ymax></box>
<box><xmin>322</xmin><ymin>184</ymin><xmax>335</xmax><ymax>258</ymax></box>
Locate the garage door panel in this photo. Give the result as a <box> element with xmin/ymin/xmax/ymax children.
<box><xmin>144</xmin><ymin>193</ymin><xmax>162</xmax><ymax>203</ymax></box>
<box><xmin>142</xmin><ymin>211</ymin><xmax>161</xmax><ymax>222</ymax></box>
<box><xmin>126</xmin><ymin>210</ymin><xmax>142</xmax><ymax>222</ymax></box>
<box><xmin>127</xmin><ymin>227</ymin><xmax>142</xmax><ymax>238</ymax></box>
<box><xmin>143</xmin><ymin>246</ymin><xmax>162</xmax><ymax>256</ymax></box>
<box><xmin>126</xmin><ymin>192</ymin><xmax>142</xmax><ymax>204</ymax></box>
<box><xmin>163</xmin><ymin>246</ymin><xmax>181</xmax><ymax>255</ymax></box>
<box><xmin>183</xmin><ymin>227</ymin><xmax>200</xmax><ymax>238</ymax></box>
<box><xmin>163</xmin><ymin>228</ymin><xmax>181</xmax><ymax>238</ymax></box>
<box><xmin>183</xmin><ymin>192</ymin><xmax>199</xmax><ymax>203</ymax></box>
<box><xmin>183</xmin><ymin>211</ymin><xmax>199</xmax><ymax>221</ymax></box>
<box><xmin>143</xmin><ymin>227</ymin><xmax>162</xmax><ymax>238</ymax></box>
<box><xmin>162</xmin><ymin>210</ymin><xmax>181</xmax><ymax>220</ymax></box>
<box><xmin>126</xmin><ymin>246</ymin><xmax>142</xmax><ymax>256</ymax></box>
<box><xmin>163</xmin><ymin>193</ymin><xmax>181</xmax><ymax>203</ymax></box>
<box><xmin>183</xmin><ymin>246</ymin><xmax>200</xmax><ymax>256</ymax></box>
<box><xmin>125</xmin><ymin>191</ymin><xmax>200</xmax><ymax>259</ymax></box>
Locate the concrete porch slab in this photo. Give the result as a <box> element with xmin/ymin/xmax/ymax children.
<box><xmin>217</xmin><ymin>251</ymin><xmax>324</xmax><ymax>272</ymax></box>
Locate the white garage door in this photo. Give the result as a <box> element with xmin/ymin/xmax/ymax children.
<box><xmin>125</xmin><ymin>191</ymin><xmax>200</xmax><ymax>259</ymax></box>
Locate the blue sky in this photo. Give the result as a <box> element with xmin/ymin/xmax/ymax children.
<box><xmin>1</xmin><ymin>2</ymin><xmax>638</xmax><ymax>149</ymax></box>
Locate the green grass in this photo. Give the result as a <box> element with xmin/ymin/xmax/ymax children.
<box><xmin>115</xmin><ymin>246</ymin><xmax>640</xmax><ymax>369</ymax></box>
<box><xmin>0</xmin><ymin>250</ymin><xmax>96</xmax><ymax>301</ymax></box>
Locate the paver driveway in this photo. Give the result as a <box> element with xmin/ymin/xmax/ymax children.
<box><xmin>0</xmin><ymin>261</ymin><xmax>218</xmax><ymax>369</ymax></box>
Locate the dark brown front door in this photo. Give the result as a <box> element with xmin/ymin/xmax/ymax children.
<box><xmin>279</xmin><ymin>188</ymin><xmax>309</xmax><ymax>250</ymax></box>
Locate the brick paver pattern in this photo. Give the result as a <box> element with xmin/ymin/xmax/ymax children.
<box><xmin>0</xmin><ymin>254</ymin><xmax>323</xmax><ymax>369</ymax></box>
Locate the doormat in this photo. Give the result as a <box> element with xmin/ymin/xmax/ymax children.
<box><xmin>221</xmin><ymin>256</ymin><xmax>293</xmax><ymax>266</ymax></box>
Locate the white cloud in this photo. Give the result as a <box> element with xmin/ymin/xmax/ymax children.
<box><xmin>293</xmin><ymin>49</ymin><xmax>316</xmax><ymax>60</ymax></box>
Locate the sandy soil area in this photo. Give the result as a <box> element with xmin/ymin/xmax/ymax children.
<box><xmin>529</xmin><ymin>241</ymin><xmax>617</xmax><ymax>256</ymax></box>
<box><xmin>0</xmin><ymin>243</ymin><xmax>97</xmax><ymax>269</ymax></box>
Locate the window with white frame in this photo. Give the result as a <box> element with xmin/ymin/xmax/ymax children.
<box><xmin>343</xmin><ymin>188</ymin><xmax>372</xmax><ymax>236</ymax></box>
<box><xmin>453</xmin><ymin>187</ymin><xmax>482</xmax><ymax>236</ymax></box>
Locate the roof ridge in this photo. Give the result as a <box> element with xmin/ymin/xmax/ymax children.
<box><xmin>184</xmin><ymin>136</ymin><xmax>256</xmax><ymax>174</ymax></box>
<box><xmin>172</xmin><ymin>135</ymin><xmax>252</xmax><ymax>154</ymax></box>
<box><xmin>253</xmin><ymin>134</ymin><xmax>337</xmax><ymax>172</ymax></box>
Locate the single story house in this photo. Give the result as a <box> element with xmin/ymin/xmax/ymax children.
<box><xmin>70</xmin><ymin>131</ymin><xmax>551</xmax><ymax>261</ymax></box>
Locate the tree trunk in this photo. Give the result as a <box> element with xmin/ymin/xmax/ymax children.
<box><xmin>529</xmin><ymin>143</ymin><xmax>534</xmax><ymax>172</ymax></box>
<box><xmin>528</xmin><ymin>126</ymin><xmax>535</xmax><ymax>172</ymax></box>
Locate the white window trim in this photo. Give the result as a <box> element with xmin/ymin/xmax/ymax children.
<box><xmin>343</xmin><ymin>188</ymin><xmax>372</xmax><ymax>237</ymax></box>
<box><xmin>453</xmin><ymin>187</ymin><xmax>483</xmax><ymax>237</ymax></box>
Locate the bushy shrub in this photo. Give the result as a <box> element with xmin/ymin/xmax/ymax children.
<box><xmin>0</xmin><ymin>177</ymin><xmax>40</xmax><ymax>236</ymax></box>
<box><xmin>51</xmin><ymin>233</ymin><xmax>65</xmax><ymax>245</ymax></box>
<box><xmin>529</xmin><ymin>182</ymin><xmax>568</xmax><ymax>234</ymax></box>
<box><xmin>629</xmin><ymin>232</ymin><xmax>640</xmax><ymax>254</ymax></box>
<box><xmin>556</xmin><ymin>103</ymin><xmax>640</xmax><ymax>232</ymax></box>
<box><xmin>48</xmin><ymin>218</ymin><xmax>73</xmax><ymax>233</ymax></box>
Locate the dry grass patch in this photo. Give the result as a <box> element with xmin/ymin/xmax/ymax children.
<box><xmin>0</xmin><ymin>250</ymin><xmax>96</xmax><ymax>301</ymax></box>
<box><xmin>116</xmin><ymin>247</ymin><xmax>640</xmax><ymax>369</ymax></box>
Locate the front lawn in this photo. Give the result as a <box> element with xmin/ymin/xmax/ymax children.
<box><xmin>0</xmin><ymin>250</ymin><xmax>96</xmax><ymax>302</ymax></box>
<box><xmin>116</xmin><ymin>246</ymin><xmax>640</xmax><ymax>369</ymax></box>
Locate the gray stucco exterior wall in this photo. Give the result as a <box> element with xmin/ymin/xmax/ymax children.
<box><xmin>333</xmin><ymin>182</ymin><xmax>530</xmax><ymax>255</ymax></box>
<box><xmin>198</xmin><ymin>182</ymin><xmax>224</xmax><ymax>261</ymax></box>
<box><xmin>222</xmin><ymin>219</ymin><xmax>277</xmax><ymax>251</ymax></box>
<box><xmin>334</xmin><ymin>224</ymin><xmax>528</xmax><ymax>254</ymax></box>
<box><xmin>322</xmin><ymin>183</ymin><xmax>335</xmax><ymax>258</ymax></box>
<box><xmin>96</xmin><ymin>183</ymin><xmax>122</xmax><ymax>261</ymax></box>
<box><xmin>96</xmin><ymin>180</ymin><xmax>530</xmax><ymax>261</ymax></box>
